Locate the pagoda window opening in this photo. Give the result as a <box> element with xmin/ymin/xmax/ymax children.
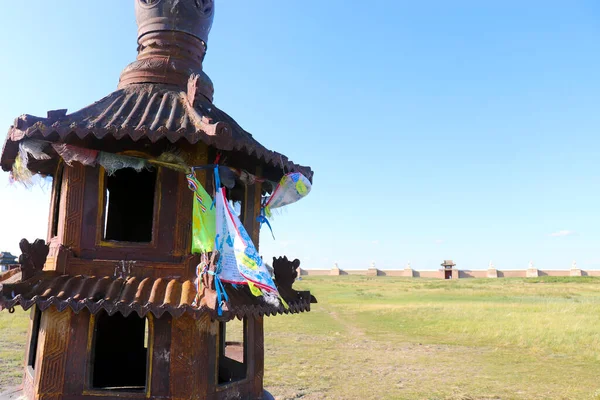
<box><xmin>91</xmin><ymin>311</ymin><xmax>149</xmax><ymax>391</ymax></box>
<box><xmin>50</xmin><ymin>164</ymin><xmax>64</xmax><ymax>238</ymax></box>
<box><xmin>218</xmin><ymin>318</ymin><xmax>247</xmax><ymax>385</ymax></box>
<box><xmin>103</xmin><ymin>167</ymin><xmax>157</xmax><ymax>243</ymax></box>
<box><xmin>27</xmin><ymin>306</ymin><xmax>42</xmax><ymax>372</ymax></box>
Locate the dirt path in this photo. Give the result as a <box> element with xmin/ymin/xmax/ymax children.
<box><xmin>326</xmin><ymin>309</ymin><xmax>365</xmax><ymax>338</ymax></box>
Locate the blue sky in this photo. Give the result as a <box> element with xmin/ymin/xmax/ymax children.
<box><xmin>1</xmin><ymin>1</ymin><xmax>599</xmax><ymax>270</ymax></box>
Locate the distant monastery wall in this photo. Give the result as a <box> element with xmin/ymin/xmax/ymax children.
<box><xmin>297</xmin><ymin>267</ymin><xmax>598</xmax><ymax>279</ymax></box>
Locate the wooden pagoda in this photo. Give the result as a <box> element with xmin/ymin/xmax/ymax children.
<box><xmin>0</xmin><ymin>1</ymin><xmax>314</xmax><ymax>399</ymax></box>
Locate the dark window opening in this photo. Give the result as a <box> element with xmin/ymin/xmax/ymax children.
<box><xmin>51</xmin><ymin>165</ymin><xmax>64</xmax><ymax>237</ymax></box>
<box><xmin>28</xmin><ymin>306</ymin><xmax>42</xmax><ymax>371</ymax></box>
<box><xmin>218</xmin><ymin>318</ymin><xmax>247</xmax><ymax>385</ymax></box>
<box><xmin>103</xmin><ymin>168</ymin><xmax>156</xmax><ymax>242</ymax></box>
<box><xmin>92</xmin><ymin>311</ymin><xmax>149</xmax><ymax>391</ymax></box>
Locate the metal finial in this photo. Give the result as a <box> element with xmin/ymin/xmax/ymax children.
<box><xmin>135</xmin><ymin>0</ymin><xmax>215</xmax><ymax>44</ymax></box>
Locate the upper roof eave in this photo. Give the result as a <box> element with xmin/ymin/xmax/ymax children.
<box><xmin>0</xmin><ymin>84</ymin><xmax>313</xmax><ymax>181</ymax></box>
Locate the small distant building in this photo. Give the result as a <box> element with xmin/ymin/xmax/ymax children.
<box><xmin>441</xmin><ymin>260</ymin><xmax>456</xmax><ymax>279</ymax></box>
<box><xmin>0</xmin><ymin>251</ymin><xmax>18</xmax><ymax>273</ymax></box>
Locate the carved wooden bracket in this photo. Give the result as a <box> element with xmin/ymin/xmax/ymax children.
<box><xmin>19</xmin><ymin>239</ymin><xmax>49</xmax><ymax>281</ymax></box>
<box><xmin>273</xmin><ymin>256</ymin><xmax>300</xmax><ymax>293</ymax></box>
<box><xmin>272</xmin><ymin>256</ymin><xmax>317</xmax><ymax>304</ymax></box>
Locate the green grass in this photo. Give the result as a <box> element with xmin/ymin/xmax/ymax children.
<box><xmin>0</xmin><ymin>310</ymin><xmax>29</xmax><ymax>389</ymax></box>
<box><xmin>264</xmin><ymin>276</ymin><xmax>600</xmax><ymax>400</ymax></box>
<box><xmin>2</xmin><ymin>276</ymin><xmax>600</xmax><ymax>399</ymax></box>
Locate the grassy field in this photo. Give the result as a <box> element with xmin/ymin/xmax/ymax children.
<box><xmin>2</xmin><ymin>276</ymin><xmax>600</xmax><ymax>399</ymax></box>
<box><xmin>264</xmin><ymin>276</ymin><xmax>600</xmax><ymax>400</ymax></box>
<box><xmin>0</xmin><ymin>308</ymin><xmax>29</xmax><ymax>390</ymax></box>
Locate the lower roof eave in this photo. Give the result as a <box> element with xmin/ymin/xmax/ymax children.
<box><xmin>0</xmin><ymin>270</ymin><xmax>313</xmax><ymax>322</ymax></box>
<box><xmin>0</xmin><ymin>295</ymin><xmax>311</xmax><ymax>322</ymax></box>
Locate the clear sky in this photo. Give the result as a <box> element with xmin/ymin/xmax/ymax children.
<box><xmin>0</xmin><ymin>1</ymin><xmax>599</xmax><ymax>270</ymax></box>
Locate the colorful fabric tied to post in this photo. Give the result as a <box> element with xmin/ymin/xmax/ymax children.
<box><xmin>187</xmin><ymin>173</ymin><xmax>216</xmax><ymax>253</ymax></box>
<box><xmin>214</xmin><ymin>169</ymin><xmax>286</xmax><ymax>309</ymax></box>
<box><xmin>263</xmin><ymin>172</ymin><xmax>312</xmax><ymax>217</ymax></box>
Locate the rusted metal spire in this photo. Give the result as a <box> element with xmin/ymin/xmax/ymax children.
<box><xmin>136</xmin><ymin>0</ymin><xmax>214</xmax><ymax>44</ymax></box>
<box><xmin>119</xmin><ymin>0</ymin><xmax>215</xmax><ymax>102</ymax></box>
